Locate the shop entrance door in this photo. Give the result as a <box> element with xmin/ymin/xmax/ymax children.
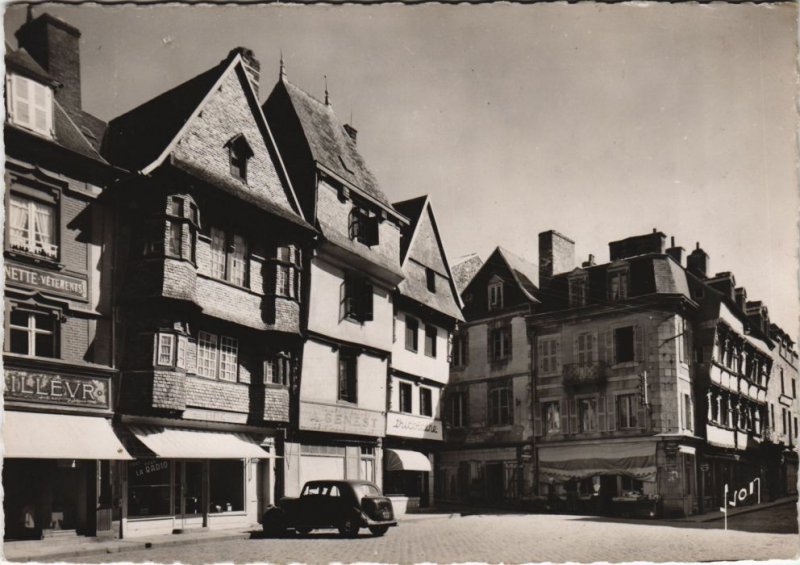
<box><xmin>173</xmin><ymin>461</ymin><xmax>205</xmax><ymax>531</ymax></box>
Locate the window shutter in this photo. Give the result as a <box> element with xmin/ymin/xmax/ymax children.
<box><xmin>537</xmin><ymin>340</ymin><xmax>543</xmax><ymax>373</ymax></box>
<box><xmin>559</xmin><ymin>399</ymin><xmax>569</xmax><ymax>433</ymax></box>
<box><xmin>367</xmin><ymin>215</ymin><xmax>379</xmax><ymax>246</ymax></box>
<box><xmin>533</xmin><ymin>402</ymin><xmax>542</xmax><ymax>437</ymax></box>
<box><xmin>634</xmin><ymin>324</ymin><xmax>644</xmax><ymax>362</ymax></box>
<box><xmin>591</xmin><ymin>333</ymin><xmax>598</xmax><ymax>363</ymax></box>
<box><xmin>339</xmin><ymin>279</ymin><xmax>347</xmax><ymax>320</ymax></box>
<box><xmin>569</xmin><ymin>398</ymin><xmax>578</xmax><ymax>434</ymax></box>
<box><xmin>607</xmin><ymin>394</ymin><xmax>617</xmax><ymax>431</ymax></box>
<box><xmin>605</xmin><ymin>330</ymin><xmax>614</xmax><ymax>365</ymax></box>
<box><xmin>598</xmin><ymin>394</ymin><xmax>606</xmax><ymax>431</ymax></box>
<box><xmin>361</xmin><ymin>279</ymin><xmax>374</xmax><ymax>321</ymax></box>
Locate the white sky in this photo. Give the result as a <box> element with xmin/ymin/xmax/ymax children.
<box><xmin>5</xmin><ymin>2</ymin><xmax>798</xmax><ymax>333</ymax></box>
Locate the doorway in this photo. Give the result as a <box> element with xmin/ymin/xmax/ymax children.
<box><xmin>173</xmin><ymin>461</ymin><xmax>204</xmax><ymax>531</ymax></box>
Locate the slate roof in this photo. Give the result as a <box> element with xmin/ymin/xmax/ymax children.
<box><xmin>393</xmin><ymin>195</ymin><xmax>427</xmax><ymax>261</ymax></box>
<box><xmin>276</xmin><ymin>79</ymin><xmax>393</xmax><ymax>209</ymax></box>
<box><xmin>497</xmin><ymin>247</ymin><xmax>540</xmax><ymax>302</ymax></box>
<box><xmin>103</xmin><ymin>61</ymin><xmax>227</xmax><ymax>170</ymax></box>
<box><xmin>452</xmin><ymin>253</ymin><xmax>484</xmax><ymax>294</ymax></box>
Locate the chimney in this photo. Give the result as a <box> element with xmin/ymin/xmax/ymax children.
<box><xmin>666</xmin><ymin>236</ymin><xmax>684</xmax><ymax>265</ymax></box>
<box><xmin>745</xmin><ymin>301</ymin><xmax>769</xmax><ymax>335</ymax></box>
<box><xmin>538</xmin><ymin>230</ymin><xmax>575</xmax><ymax>289</ymax></box>
<box><xmin>686</xmin><ymin>242</ymin><xmax>709</xmax><ymax>278</ymax></box>
<box><xmin>16</xmin><ymin>13</ymin><xmax>82</xmax><ymax>111</ymax></box>
<box><xmin>229</xmin><ymin>47</ymin><xmax>261</xmax><ymax>98</ymax></box>
<box><xmin>608</xmin><ymin>229</ymin><xmax>667</xmax><ymax>261</ymax></box>
<box><xmin>343</xmin><ymin>124</ymin><xmax>358</xmax><ymax>143</ymax></box>
<box><xmin>707</xmin><ymin>272</ymin><xmax>736</xmax><ymax>302</ymax></box>
<box><xmin>582</xmin><ymin>254</ymin><xmax>596</xmax><ymax>268</ymax></box>
<box><xmin>735</xmin><ymin>287</ymin><xmax>747</xmax><ymax>310</ymax></box>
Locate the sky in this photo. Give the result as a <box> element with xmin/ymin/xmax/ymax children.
<box><xmin>4</xmin><ymin>2</ymin><xmax>798</xmax><ymax>333</ymax></box>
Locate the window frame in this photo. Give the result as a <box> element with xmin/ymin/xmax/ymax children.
<box><xmin>617</xmin><ymin>393</ymin><xmax>638</xmax><ymax>429</ymax></box>
<box><xmin>348</xmin><ymin>206</ymin><xmax>379</xmax><ymax>247</ymax></box>
<box><xmin>399</xmin><ymin>381</ymin><xmax>413</xmax><ymax>414</ymax></box>
<box><xmin>274</xmin><ymin>245</ymin><xmax>302</xmax><ymax>300</ymax></box>
<box><xmin>7</xmin><ymin>191</ymin><xmax>59</xmax><ymax>261</ymax></box>
<box><xmin>265</xmin><ymin>351</ymin><xmax>293</xmax><ymax>386</ymax></box>
<box><xmin>578</xmin><ymin>397</ymin><xmax>598</xmax><ymax>433</ymax></box>
<box><xmin>420</xmin><ymin>386</ymin><xmax>433</xmax><ymax>417</ymax></box>
<box><xmin>205</xmin><ymin>227</ymin><xmax>249</xmax><ymax>288</ymax></box>
<box><xmin>340</xmin><ymin>273</ymin><xmax>373</xmax><ymax>323</ymax></box>
<box><xmin>451</xmin><ymin>331</ymin><xmax>468</xmax><ymax>367</ymax></box>
<box><xmin>7</xmin><ymin>73</ymin><xmax>54</xmax><ymax>138</ymax></box>
<box><xmin>613</xmin><ymin>325</ymin><xmax>636</xmax><ymax>364</ymax></box>
<box><xmin>490</xmin><ymin>326</ymin><xmax>512</xmax><ymax>362</ymax></box>
<box><xmin>195</xmin><ymin>330</ymin><xmax>239</xmax><ymax>382</ymax></box>
<box><xmin>488</xmin><ymin>281</ymin><xmax>504</xmax><ymax>311</ymax></box>
<box><xmin>338</xmin><ymin>350</ymin><xmax>358</xmax><ymax>404</ymax></box>
<box><xmin>424</xmin><ymin>324</ymin><xmax>438</xmax><ymax>358</ymax></box>
<box><xmin>449</xmin><ymin>392</ymin><xmax>467</xmax><ymax>428</ymax></box>
<box><xmin>155</xmin><ymin>332</ymin><xmax>176</xmax><ymax>367</ymax></box>
<box><xmin>6</xmin><ymin>306</ymin><xmax>59</xmax><ymax>358</ymax></box>
<box><xmin>568</xmin><ymin>275</ymin><xmax>587</xmax><ymax>307</ymax></box>
<box><xmin>542</xmin><ymin>400</ymin><xmax>561</xmax><ymax>435</ymax></box>
<box><xmin>488</xmin><ymin>383</ymin><xmax>513</xmax><ymax>426</ymax></box>
<box><xmin>608</xmin><ymin>268</ymin><xmax>629</xmax><ymax>302</ymax></box>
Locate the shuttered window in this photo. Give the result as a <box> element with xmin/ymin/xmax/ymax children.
<box><xmin>8</xmin><ymin>74</ymin><xmax>53</xmax><ymax>137</ymax></box>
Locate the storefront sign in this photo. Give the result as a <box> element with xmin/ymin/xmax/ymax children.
<box><xmin>299</xmin><ymin>402</ymin><xmax>385</xmax><ymax>437</ymax></box>
<box><xmin>386</xmin><ymin>412</ymin><xmax>443</xmax><ymax>441</ymax></box>
<box><xmin>4</xmin><ymin>370</ymin><xmax>109</xmax><ymax>409</ymax></box>
<box><xmin>5</xmin><ymin>263</ymin><xmax>88</xmax><ymax>300</ymax></box>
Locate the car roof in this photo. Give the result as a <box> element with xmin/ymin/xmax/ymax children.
<box><xmin>304</xmin><ymin>480</ymin><xmax>378</xmax><ymax>487</ymax></box>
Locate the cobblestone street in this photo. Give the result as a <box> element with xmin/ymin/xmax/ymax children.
<box><xmin>69</xmin><ymin>503</ymin><xmax>798</xmax><ymax>564</ymax></box>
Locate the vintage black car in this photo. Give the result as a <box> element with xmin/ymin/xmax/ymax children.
<box><xmin>262</xmin><ymin>480</ymin><xmax>397</xmax><ymax>537</ymax></box>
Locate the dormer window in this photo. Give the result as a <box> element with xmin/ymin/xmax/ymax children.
<box><xmin>349</xmin><ymin>206</ymin><xmax>379</xmax><ymax>246</ymax></box>
<box><xmin>7</xmin><ymin>74</ymin><xmax>53</xmax><ymax>138</ymax></box>
<box><xmin>488</xmin><ymin>280</ymin><xmax>504</xmax><ymax>310</ymax></box>
<box><xmin>608</xmin><ymin>267</ymin><xmax>629</xmax><ymax>302</ymax></box>
<box><xmin>568</xmin><ymin>274</ymin><xmax>588</xmax><ymax>307</ymax></box>
<box><xmin>226</xmin><ymin>134</ymin><xmax>253</xmax><ymax>182</ymax></box>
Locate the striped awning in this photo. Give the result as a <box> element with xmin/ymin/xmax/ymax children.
<box><xmin>539</xmin><ymin>442</ymin><xmax>656</xmax><ymax>482</ymax></box>
<box><xmin>128</xmin><ymin>426</ymin><xmax>270</xmax><ymax>459</ymax></box>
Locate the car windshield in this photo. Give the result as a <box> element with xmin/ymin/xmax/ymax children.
<box><xmin>352</xmin><ymin>483</ymin><xmax>381</xmax><ymax>500</ymax></box>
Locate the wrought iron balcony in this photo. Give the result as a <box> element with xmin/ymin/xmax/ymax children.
<box><xmin>563</xmin><ymin>361</ymin><xmax>607</xmax><ymax>387</ymax></box>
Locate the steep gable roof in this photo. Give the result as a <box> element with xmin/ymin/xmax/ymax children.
<box><xmin>272</xmin><ymin>78</ymin><xmax>393</xmax><ymax>211</ymax></box>
<box><xmin>497</xmin><ymin>247</ymin><xmax>540</xmax><ymax>303</ymax></box>
<box><xmin>452</xmin><ymin>253</ymin><xmax>484</xmax><ymax>294</ymax></box>
<box><xmin>393</xmin><ymin>195</ymin><xmax>427</xmax><ymax>261</ymax></box>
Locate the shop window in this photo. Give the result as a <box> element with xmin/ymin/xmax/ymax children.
<box><xmin>614</xmin><ymin>326</ymin><xmax>635</xmax><ymax>364</ymax></box>
<box><xmin>197</xmin><ymin>331</ymin><xmax>238</xmax><ymax>381</ymax></box>
<box><xmin>207</xmin><ymin>228</ymin><xmax>249</xmax><ymax>287</ymax></box>
<box><xmin>426</xmin><ymin>268</ymin><xmax>436</xmax><ymax>293</ymax></box>
<box><xmin>399</xmin><ymin>382</ymin><xmax>413</xmax><ymax>413</ymax></box>
<box><xmin>226</xmin><ymin>134</ymin><xmax>253</xmax><ymax>182</ymax></box>
<box><xmin>127</xmin><ymin>460</ymin><xmax>172</xmax><ymax>517</ymax></box>
<box><xmin>7</xmin><ymin>308</ymin><xmax>58</xmax><ymax>358</ymax></box>
<box><xmin>608</xmin><ymin>269</ymin><xmax>629</xmax><ymax>301</ymax></box>
<box><xmin>265</xmin><ymin>352</ymin><xmax>292</xmax><ymax>386</ymax></box>
<box><xmin>617</xmin><ymin>394</ymin><xmax>638</xmax><ymax>429</ymax></box>
<box><xmin>340</xmin><ymin>274</ymin><xmax>373</xmax><ymax>323</ymax></box>
<box><xmin>8</xmin><ymin>74</ymin><xmax>53</xmax><ymax>137</ymax></box>
<box><xmin>575</xmin><ymin>332</ymin><xmax>595</xmax><ymax>366</ymax></box>
<box><xmin>579</xmin><ymin>398</ymin><xmax>598</xmax><ymax>432</ymax></box>
<box><xmin>424</xmin><ymin>324</ymin><xmax>437</xmax><ymax>358</ymax></box>
<box><xmin>568</xmin><ymin>275</ymin><xmax>587</xmax><ymax>307</ymax></box>
<box><xmin>449</xmin><ymin>392</ymin><xmax>467</xmax><ymax>428</ymax></box>
<box><xmin>275</xmin><ymin>245</ymin><xmax>302</xmax><ymax>300</ymax></box>
<box><xmin>488</xmin><ymin>383</ymin><xmax>512</xmax><ymax>426</ymax></box>
<box><xmin>349</xmin><ymin>206</ymin><xmax>379</xmax><ymax>246</ymax></box>
<box><xmin>420</xmin><ymin>387</ymin><xmax>433</xmax><ymax>417</ymax></box>
<box><xmin>338</xmin><ymin>351</ymin><xmax>357</xmax><ymax>403</ymax></box>
<box><xmin>488</xmin><ymin>281</ymin><xmax>503</xmax><ymax>310</ymax></box>
<box><xmin>451</xmin><ymin>331</ymin><xmax>468</xmax><ymax>367</ymax></box>
<box><xmin>620</xmin><ymin>476</ymin><xmax>644</xmax><ymax>495</ymax></box>
<box><xmin>539</xmin><ymin>336</ymin><xmax>560</xmax><ymax>375</ymax></box>
<box><xmin>543</xmin><ymin>401</ymin><xmax>561</xmax><ymax>434</ymax></box>
<box><xmin>405</xmin><ymin>317</ymin><xmax>419</xmax><ymax>352</ymax></box>
<box><xmin>490</xmin><ymin>326</ymin><xmax>512</xmax><ymax>361</ymax></box>
<box><xmin>8</xmin><ymin>193</ymin><xmax>58</xmax><ymax>260</ymax></box>
<box><xmin>209</xmin><ymin>460</ymin><xmax>245</xmax><ymax>513</ymax></box>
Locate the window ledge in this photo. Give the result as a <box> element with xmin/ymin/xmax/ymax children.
<box><xmin>264</xmin><ymin>382</ymin><xmax>289</xmax><ymax>390</ymax></box>
<box><xmin>5</xmin><ymin>250</ymin><xmax>64</xmax><ymax>270</ymax></box>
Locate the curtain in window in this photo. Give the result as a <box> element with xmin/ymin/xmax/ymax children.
<box><xmin>33</xmin><ymin>202</ymin><xmax>54</xmax><ymax>248</ymax></box>
<box><xmin>9</xmin><ymin>196</ymin><xmax>29</xmax><ymax>243</ymax></box>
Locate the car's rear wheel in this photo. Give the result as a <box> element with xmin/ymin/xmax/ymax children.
<box><xmin>261</xmin><ymin>507</ymin><xmax>287</xmax><ymax>537</ymax></box>
<box><xmin>368</xmin><ymin>525</ymin><xmax>389</xmax><ymax>537</ymax></box>
<box><xmin>296</xmin><ymin>527</ymin><xmax>312</xmax><ymax>535</ymax></box>
<box><xmin>338</xmin><ymin>517</ymin><xmax>360</xmax><ymax>537</ymax></box>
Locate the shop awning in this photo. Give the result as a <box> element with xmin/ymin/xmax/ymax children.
<box><xmin>385</xmin><ymin>449</ymin><xmax>432</xmax><ymax>472</ymax></box>
<box><xmin>3</xmin><ymin>411</ymin><xmax>132</xmax><ymax>460</ymax></box>
<box><xmin>128</xmin><ymin>426</ymin><xmax>270</xmax><ymax>459</ymax></box>
<box><xmin>539</xmin><ymin>442</ymin><xmax>656</xmax><ymax>482</ymax></box>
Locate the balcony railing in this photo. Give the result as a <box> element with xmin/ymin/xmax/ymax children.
<box><xmin>563</xmin><ymin>361</ymin><xmax>607</xmax><ymax>387</ymax></box>
<box><xmin>8</xmin><ymin>234</ymin><xmax>58</xmax><ymax>260</ymax></box>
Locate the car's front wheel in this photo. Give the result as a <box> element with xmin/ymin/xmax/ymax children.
<box><xmin>368</xmin><ymin>525</ymin><xmax>389</xmax><ymax>537</ymax></box>
<box><xmin>338</xmin><ymin>517</ymin><xmax>360</xmax><ymax>537</ymax></box>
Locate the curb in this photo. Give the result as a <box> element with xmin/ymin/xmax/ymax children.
<box><xmin>673</xmin><ymin>498</ymin><xmax>797</xmax><ymax>524</ymax></box>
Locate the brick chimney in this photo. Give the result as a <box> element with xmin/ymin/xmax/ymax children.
<box><xmin>343</xmin><ymin>124</ymin><xmax>358</xmax><ymax>144</ymax></box>
<box><xmin>229</xmin><ymin>47</ymin><xmax>261</xmax><ymax>98</ymax></box>
<box><xmin>608</xmin><ymin>228</ymin><xmax>667</xmax><ymax>261</ymax></box>
<box><xmin>707</xmin><ymin>272</ymin><xmax>736</xmax><ymax>302</ymax></box>
<box><xmin>686</xmin><ymin>243</ymin><xmax>709</xmax><ymax>278</ymax></box>
<box><xmin>539</xmin><ymin>230</ymin><xmax>575</xmax><ymax>289</ymax></box>
<box><xmin>16</xmin><ymin>13</ymin><xmax>82</xmax><ymax>111</ymax></box>
<box><xmin>582</xmin><ymin>254</ymin><xmax>596</xmax><ymax>268</ymax></box>
<box><xmin>734</xmin><ymin>287</ymin><xmax>747</xmax><ymax>310</ymax></box>
<box><xmin>745</xmin><ymin>301</ymin><xmax>769</xmax><ymax>335</ymax></box>
<box><xmin>666</xmin><ymin>236</ymin><xmax>684</xmax><ymax>265</ymax></box>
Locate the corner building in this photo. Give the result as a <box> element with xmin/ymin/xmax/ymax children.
<box><xmin>264</xmin><ymin>71</ymin><xmax>407</xmax><ymax>494</ymax></box>
<box><xmin>3</xmin><ymin>14</ymin><xmax>131</xmax><ymax>540</ymax></box>
<box><xmin>103</xmin><ymin>48</ymin><xmax>314</xmax><ymax>537</ymax></box>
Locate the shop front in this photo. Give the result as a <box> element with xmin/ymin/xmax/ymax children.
<box><xmin>119</xmin><ymin>425</ymin><xmax>273</xmax><ymax>538</ymax></box>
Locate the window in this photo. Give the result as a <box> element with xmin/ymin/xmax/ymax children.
<box><xmin>449</xmin><ymin>392</ymin><xmax>467</xmax><ymax>428</ymax></box>
<box><xmin>210</xmin><ymin>460</ymin><xmax>244</xmax><ymax>512</ymax></box>
<box><xmin>7</xmin><ymin>308</ymin><xmax>57</xmax><ymax>357</ymax></box>
<box><xmin>793</xmin><ymin>379</ymin><xmax>797</xmax><ymax>399</ymax></box>
<box><xmin>579</xmin><ymin>398</ymin><xmax>598</xmax><ymax>432</ymax></box>
<box><xmin>338</xmin><ymin>352</ymin><xmax>357</xmax><ymax>403</ymax></box>
<box><xmin>451</xmin><ymin>331</ymin><xmax>468</xmax><ymax>367</ymax></box>
<box><xmin>207</xmin><ymin>228</ymin><xmax>249</xmax><ymax>287</ymax></box>
<box><xmin>575</xmin><ymin>332</ymin><xmax>595</xmax><ymax>366</ymax></box>
<box><xmin>539</xmin><ymin>336</ymin><xmax>560</xmax><ymax>374</ymax></box>
<box><xmin>127</xmin><ymin>460</ymin><xmax>171</xmax><ymax>517</ymax></box>
<box><xmin>275</xmin><ymin>245</ymin><xmax>302</xmax><ymax>300</ymax></box>
<box><xmin>490</xmin><ymin>326</ymin><xmax>512</xmax><ymax>361</ymax></box>
<box><xmin>543</xmin><ymin>401</ymin><xmax>561</xmax><ymax>434</ymax></box>
<box><xmin>425</xmin><ymin>325</ymin><xmax>437</xmax><ymax>358</ymax></box>
<box><xmin>568</xmin><ymin>276</ymin><xmax>587</xmax><ymax>307</ymax></box>
<box><xmin>426</xmin><ymin>268</ymin><xmax>436</xmax><ymax>292</ymax></box>
<box><xmin>196</xmin><ymin>331</ymin><xmax>238</xmax><ymax>381</ymax></box>
<box><xmin>227</xmin><ymin>135</ymin><xmax>253</xmax><ymax>182</ymax></box>
<box><xmin>8</xmin><ymin>194</ymin><xmax>57</xmax><ymax>259</ymax></box>
<box><xmin>156</xmin><ymin>333</ymin><xmax>175</xmax><ymax>366</ymax></box>
<box><xmin>349</xmin><ymin>206</ymin><xmax>379</xmax><ymax>246</ymax></box>
<box><xmin>340</xmin><ymin>274</ymin><xmax>373</xmax><ymax>323</ymax></box>
<box><xmin>682</xmin><ymin>393</ymin><xmax>693</xmax><ymax>431</ymax></box>
<box><xmin>167</xmin><ymin>220</ymin><xmax>182</xmax><ymax>257</ymax></box>
<box><xmin>405</xmin><ymin>317</ymin><xmax>419</xmax><ymax>352</ymax></box>
<box><xmin>617</xmin><ymin>394</ymin><xmax>638</xmax><ymax>429</ymax></box>
<box><xmin>8</xmin><ymin>74</ymin><xmax>53</xmax><ymax>137</ymax></box>
<box><xmin>399</xmin><ymin>382</ymin><xmax>413</xmax><ymax>413</ymax></box>
<box><xmin>488</xmin><ymin>282</ymin><xmax>503</xmax><ymax>310</ymax></box>
<box><xmin>488</xmin><ymin>383</ymin><xmax>512</xmax><ymax>426</ymax></box>
<box><xmin>678</xmin><ymin>317</ymin><xmax>690</xmax><ymax>364</ymax></box>
<box><xmin>265</xmin><ymin>352</ymin><xmax>292</xmax><ymax>386</ymax></box>
<box><xmin>420</xmin><ymin>387</ymin><xmax>433</xmax><ymax>417</ymax></box>
<box><xmin>608</xmin><ymin>269</ymin><xmax>629</xmax><ymax>301</ymax></box>
<box><xmin>614</xmin><ymin>326</ymin><xmax>635</xmax><ymax>364</ymax></box>
<box><xmin>780</xmin><ymin>368</ymin><xmax>785</xmax><ymax>395</ymax></box>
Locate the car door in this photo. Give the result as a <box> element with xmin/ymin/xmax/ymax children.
<box><xmin>323</xmin><ymin>484</ymin><xmax>343</xmax><ymax>527</ymax></box>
